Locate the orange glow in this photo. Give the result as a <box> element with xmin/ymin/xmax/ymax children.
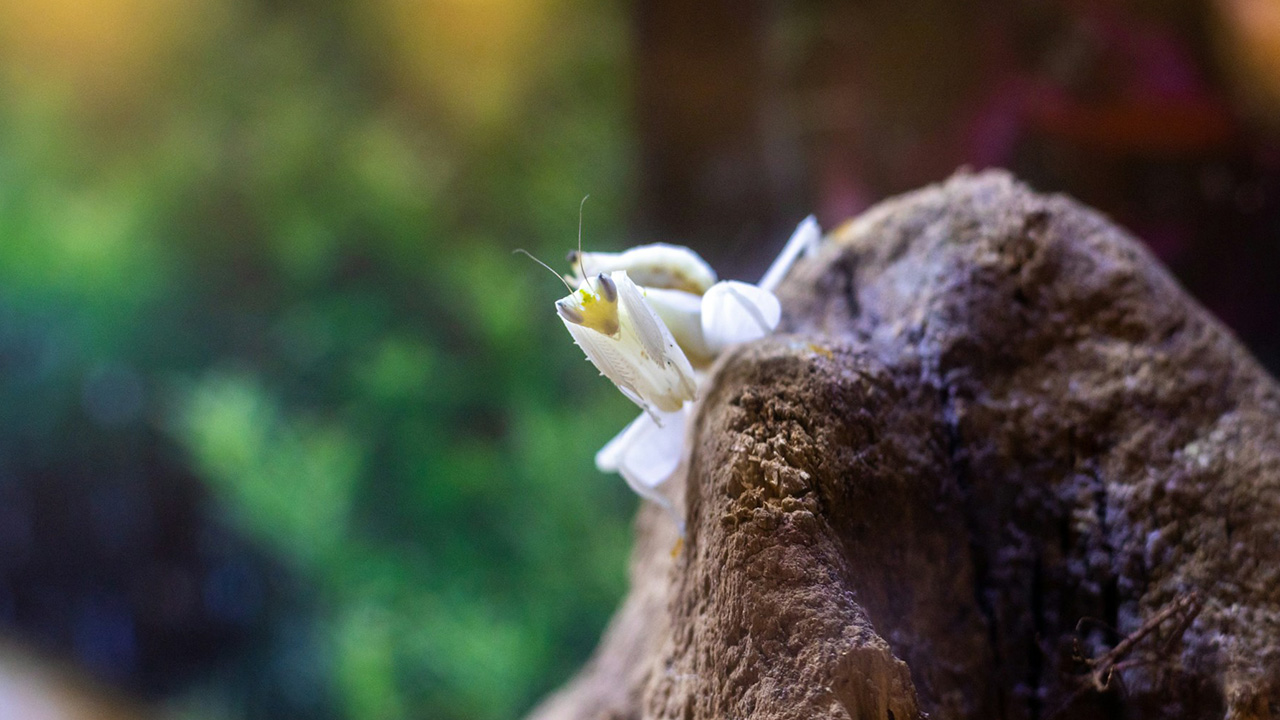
<box><xmin>1215</xmin><ymin>0</ymin><xmax>1280</xmax><ymax>122</ymax></box>
<box><xmin>361</xmin><ymin>0</ymin><xmax>564</xmax><ymax>129</ymax></box>
<box><xmin>0</xmin><ymin>0</ymin><xmax>211</xmax><ymax>100</ymax></box>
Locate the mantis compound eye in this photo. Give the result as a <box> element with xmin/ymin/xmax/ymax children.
<box><xmin>595</xmin><ymin>273</ymin><xmax>617</xmax><ymax>302</ymax></box>
<box><xmin>555</xmin><ymin>300</ymin><xmax>584</xmax><ymax>325</ymax></box>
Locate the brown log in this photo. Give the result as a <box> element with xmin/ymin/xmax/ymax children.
<box><xmin>529</xmin><ymin>170</ymin><xmax>1280</xmax><ymax>720</ymax></box>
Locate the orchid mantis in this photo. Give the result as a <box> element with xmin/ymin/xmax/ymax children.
<box><xmin>543</xmin><ymin>216</ymin><xmax>823</xmax><ymax>531</ymax></box>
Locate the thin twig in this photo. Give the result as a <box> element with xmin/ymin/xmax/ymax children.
<box><xmin>1045</xmin><ymin>592</ymin><xmax>1203</xmax><ymax>719</ymax></box>
<box><xmin>1087</xmin><ymin>592</ymin><xmax>1202</xmax><ymax>692</ymax></box>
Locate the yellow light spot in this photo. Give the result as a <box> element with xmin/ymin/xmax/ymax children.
<box><xmin>807</xmin><ymin>343</ymin><xmax>834</xmax><ymax>360</ymax></box>
<box><xmin>358</xmin><ymin>0</ymin><xmax>564</xmax><ymax>130</ymax></box>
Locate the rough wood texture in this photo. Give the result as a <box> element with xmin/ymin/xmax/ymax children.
<box><xmin>528</xmin><ymin>171</ymin><xmax>1280</xmax><ymax>720</ymax></box>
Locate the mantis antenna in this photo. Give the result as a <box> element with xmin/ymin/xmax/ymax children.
<box><xmin>575</xmin><ymin>194</ymin><xmax>590</xmax><ymax>285</ymax></box>
<box><xmin>513</xmin><ymin>249</ymin><xmax>576</xmax><ymax>293</ymax></box>
<box><xmin>517</xmin><ymin>196</ymin><xmax>598</xmax><ymax>294</ymax></box>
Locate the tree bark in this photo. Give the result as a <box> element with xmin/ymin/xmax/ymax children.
<box><xmin>529</xmin><ymin>170</ymin><xmax>1280</xmax><ymax>720</ymax></box>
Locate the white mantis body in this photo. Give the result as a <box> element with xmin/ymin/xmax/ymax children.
<box><xmin>534</xmin><ymin>215</ymin><xmax>824</xmax><ymax>530</ymax></box>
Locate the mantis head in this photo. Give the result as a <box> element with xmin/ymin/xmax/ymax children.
<box><xmin>555</xmin><ymin>273</ymin><xmax>620</xmax><ymax>337</ymax></box>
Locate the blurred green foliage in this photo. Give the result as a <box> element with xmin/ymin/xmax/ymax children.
<box><xmin>0</xmin><ymin>0</ymin><xmax>641</xmax><ymax>717</ymax></box>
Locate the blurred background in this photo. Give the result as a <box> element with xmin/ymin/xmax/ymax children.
<box><xmin>0</xmin><ymin>0</ymin><xmax>1276</xmax><ymax>718</ymax></box>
